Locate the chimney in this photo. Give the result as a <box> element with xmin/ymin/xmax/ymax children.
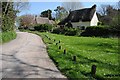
<box><xmin>34</xmin><ymin>15</ymin><xmax>37</xmax><ymax>24</ymax></box>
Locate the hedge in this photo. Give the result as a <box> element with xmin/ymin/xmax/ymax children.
<box><xmin>81</xmin><ymin>26</ymin><xmax>119</xmax><ymax>37</ymax></box>
<box><xmin>52</xmin><ymin>27</ymin><xmax>80</xmax><ymax>36</ymax></box>
<box><xmin>34</xmin><ymin>24</ymin><xmax>53</xmax><ymax>32</ymax></box>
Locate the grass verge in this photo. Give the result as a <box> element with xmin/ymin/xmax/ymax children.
<box><xmin>27</xmin><ymin>31</ymin><xmax>119</xmax><ymax>79</ymax></box>
<box><xmin>0</xmin><ymin>31</ymin><xmax>17</xmax><ymax>44</ymax></box>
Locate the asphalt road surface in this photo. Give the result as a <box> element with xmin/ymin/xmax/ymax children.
<box><xmin>0</xmin><ymin>32</ymin><xmax>66</xmax><ymax>78</ymax></box>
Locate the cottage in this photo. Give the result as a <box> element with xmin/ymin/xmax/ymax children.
<box><xmin>58</xmin><ymin>5</ymin><xmax>99</xmax><ymax>29</ymax></box>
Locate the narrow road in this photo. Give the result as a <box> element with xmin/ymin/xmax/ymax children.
<box><xmin>0</xmin><ymin>32</ymin><xmax>66</xmax><ymax>78</ymax></box>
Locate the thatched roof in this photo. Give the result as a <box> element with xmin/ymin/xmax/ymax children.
<box><xmin>58</xmin><ymin>5</ymin><xmax>97</xmax><ymax>25</ymax></box>
<box><xmin>33</xmin><ymin>16</ymin><xmax>55</xmax><ymax>24</ymax></box>
<box><xmin>36</xmin><ymin>17</ymin><xmax>49</xmax><ymax>24</ymax></box>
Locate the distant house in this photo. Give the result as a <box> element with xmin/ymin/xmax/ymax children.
<box><xmin>58</xmin><ymin>5</ymin><xmax>99</xmax><ymax>28</ymax></box>
<box><xmin>33</xmin><ymin>15</ymin><xmax>55</xmax><ymax>25</ymax></box>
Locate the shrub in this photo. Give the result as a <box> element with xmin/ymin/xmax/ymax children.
<box><xmin>18</xmin><ymin>27</ymin><xmax>23</xmax><ymax>30</ymax></box>
<box><xmin>52</xmin><ymin>27</ymin><xmax>62</xmax><ymax>34</ymax></box>
<box><xmin>64</xmin><ymin>28</ymin><xmax>78</xmax><ymax>36</ymax></box>
<box><xmin>80</xmin><ymin>26</ymin><xmax>85</xmax><ymax>30</ymax></box>
<box><xmin>18</xmin><ymin>27</ymin><xmax>25</xmax><ymax>31</ymax></box>
<box><xmin>52</xmin><ymin>27</ymin><xmax>80</xmax><ymax>36</ymax></box>
<box><xmin>34</xmin><ymin>24</ymin><xmax>53</xmax><ymax>32</ymax></box>
<box><xmin>18</xmin><ymin>26</ymin><xmax>29</xmax><ymax>30</ymax></box>
<box><xmin>34</xmin><ymin>24</ymin><xmax>42</xmax><ymax>31</ymax></box>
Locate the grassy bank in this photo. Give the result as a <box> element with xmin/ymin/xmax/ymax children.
<box><xmin>29</xmin><ymin>31</ymin><xmax>119</xmax><ymax>79</ymax></box>
<box><xmin>0</xmin><ymin>31</ymin><xmax>17</xmax><ymax>44</ymax></box>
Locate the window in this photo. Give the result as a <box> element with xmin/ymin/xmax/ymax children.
<box><xmin>80</xmin><ymin>26</ymin><xmax>85</xmax><ymax>30</ymax></box>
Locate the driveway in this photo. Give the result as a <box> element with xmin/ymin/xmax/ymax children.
<box><xmin>0</xmin><ymin>32</ymin><xmax>66</xmax><ymax>78</ymax></box>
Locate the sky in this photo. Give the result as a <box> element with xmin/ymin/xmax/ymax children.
<box><xmin>18</xmin><ymin>1</ymin><xmax>118</xmax><ymax>16</ymax></box>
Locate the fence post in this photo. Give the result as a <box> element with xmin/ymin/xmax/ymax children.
<box><xmin>91</xmin><ymin>65</ymin><xmax>97</xmax><ymax>77</ymax></box>
<box><xmin>59</xmin><ymin>46</ymin><xmax>61</xmax><ymax>49</ymax></box>
<box><xmin>73</xmin><ymin>56</ymin><xmax>76</xmax><ymax>62</ymax></box>
<box><xmin>64</xmin><ymin>49</ymin><xmax>66</xmax><ymax>54</ymax></box>
<box><xmin>56</xmin><ymin>43</ymin><xmax>58</xmax><ymax>45</ymax></box>
<box><xmin>59</xmin><ymin>40</ymin><xmax>60</xmax><ymax>43</ymax></box>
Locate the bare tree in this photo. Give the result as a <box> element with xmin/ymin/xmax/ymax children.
<box><xmin>98</xmin><ymin>3</ymin><xmax>119</xmax><ymax>28</ymax></box>
<box><xmin>99</xmin><ymin>4</ymin><xmax>118</xmax><ymax>16</ymax></box>
<box><xmin>19</xmin><ymin>14</ymin><xmax>34</xmax><ymax>27</ymax></box>
<box><xmin>62</xmin><ymin>0</ymin><xmax>83</xmax><ymax>13</ymax></box>
<box><xmin>116</xmin><ymin>1</ymin><xmax>120</xmax><ymax>10</ymax></box>
<box><xmin>13</xmin><ymin>1</ymin><xmax>30</xmax><ymax>29</ymax></box>
<box><xmin>13</xmin><ymin>2</ymin><xmax>30</xmax><ymax>15</ymax></box>
<box><xmin>98</xmin><ymin>5</ymin><xmax>108</xmax><ymax>16</ymax></box>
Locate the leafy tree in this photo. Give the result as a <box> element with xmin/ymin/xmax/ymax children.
<box><xmin>54</xmin><ymin>1</ymin><xmax>82</xmax><ymax>21</ymax></box>
<box><xmin>40</xmin><ymin>9</ymin><xmax>52</xmax><ymax>20</ymax></box>
<box><xmin>54</xmin><ymin>6</ymin><xmax>68</xmax><ymax>20</ymax></box>
<box><xmin>2</xmin><ymin>2</ymin><xmax>15</xmax><ymax>32</ymax></box>
<box><xmin>0</xmin><ymin>2</ymin><xmax>2</xmax><ymax>31</ymax></box>
<box><xmin>1</xmin><ymin>1</ymin><xmax>30</xmax><ymax>32</ymax></box>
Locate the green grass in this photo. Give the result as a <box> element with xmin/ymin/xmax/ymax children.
<box><xmin>0</xmin><ymin>31</ymin><xmax>17</xmax><ymax>44</ymax></box>
<box><xmin>28</xmin><ymin>31</ymin><xmax>119</xmax><ymax>79</ymax></box>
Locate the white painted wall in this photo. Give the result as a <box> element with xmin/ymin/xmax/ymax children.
<box><xmin>90</xmin><ymin>11</ymin><xmax>99</xmax><ymax>26</ymax></box>
<box><xmin>71</xmin><ymin>11</ymin><xmax>99</xmax><ymax>28</ymax></box>
<box><xmin>71</xmin><ymin>21</ymin><xmax>90</xmax><ymax>28</ymax></box>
